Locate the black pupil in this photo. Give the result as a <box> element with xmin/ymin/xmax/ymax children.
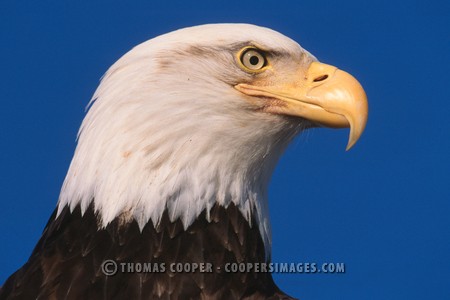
<box><xmin>249</xmin><ymin>55</ymin><xmax>260</xmax><ymax>66</ymax></box>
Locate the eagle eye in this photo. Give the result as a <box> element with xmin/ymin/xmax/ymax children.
<box><xmin>239</xmin><ymin>48</ymin><xmax>267</xmax><ymax>71</ymax></box>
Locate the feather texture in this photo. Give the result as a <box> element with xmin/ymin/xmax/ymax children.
<box><xmin>1</xmin><ymin>203</ymin><xmax>295</xmax><ymax>299</ymax></box>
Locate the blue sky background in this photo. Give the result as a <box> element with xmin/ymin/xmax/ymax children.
<box><xmin>1</xmin><ymin>1</ymin><xmax>449</xmax><ymax>299</ymax></box>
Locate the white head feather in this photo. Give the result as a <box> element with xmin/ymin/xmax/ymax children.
<box><xmin>58</xmin><ymin>24</ymin><xmax>316</xmax><ymax>255</ymax></box>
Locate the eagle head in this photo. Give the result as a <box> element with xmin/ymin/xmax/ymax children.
<box><xmin>58</xmin><ymin>24</ymin><xmax>368</xmax><ymax>255</ymax></box>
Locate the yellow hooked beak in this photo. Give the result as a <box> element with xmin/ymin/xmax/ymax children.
<box><xmin>235</xmin><ymin>62</ymin><xmax>368</xmax><ymax>150</ymax></box>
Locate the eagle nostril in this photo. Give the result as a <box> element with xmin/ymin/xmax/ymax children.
<box><xmin>313</xmin><ymin>74</ymin><xmax>328</xmax><ymax>82</ymax></box>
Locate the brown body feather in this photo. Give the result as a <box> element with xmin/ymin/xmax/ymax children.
<box><xmin>0</xmin><ymin>202</ymin><xmax>295</xmax><ymax>299</ymax></box>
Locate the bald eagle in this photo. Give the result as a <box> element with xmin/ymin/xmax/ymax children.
<box><xmin>0</xmin><ymin>24</ymin><xmax>367</xmax><ymax>299</ymax></box>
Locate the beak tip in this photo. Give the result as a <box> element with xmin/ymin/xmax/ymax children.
<box><xmin>345</xmin><ymin>122</ymin><xmax>366</xmax><ymax>151</ymax></box>
<box><xmin>345</xmin><ymin>140</ymin><xmax>354</xmax><ymax>151</ymax></box>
